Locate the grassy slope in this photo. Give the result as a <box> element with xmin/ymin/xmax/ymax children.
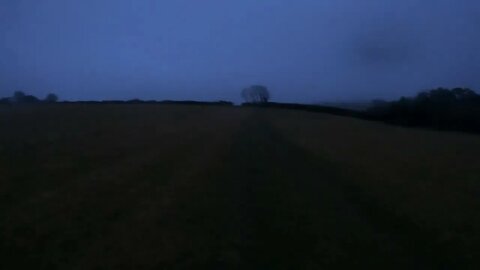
<box><xmin>0</xmin><ymin>104</ymin><xmax>479</xmax><ymax>269</ymax></box>
<box><xmin>0</xmin><ymin>104</ymin><xmax>248</xmax><ymax>269</ymax></box>
<box><xmin>269</xmin><ymin>109</ymin><xmax>480</xmax><ymax>267</ymax></box>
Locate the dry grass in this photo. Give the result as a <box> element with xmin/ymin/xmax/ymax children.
<box><xmin>269</xmin><ymin>109</ymin><xmax>480</xmax><ymax>259</ymax></box>
<box><xmin>1</xmin><ymin>104</ymin><xmax>479</xmax><ymax>269</ymax></box>
<box><xmin>0</xmin><ymin>104</ymin><xmax>249</xmax><ymax>269</ymax></box>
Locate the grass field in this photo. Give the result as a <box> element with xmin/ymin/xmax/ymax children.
<box><xmin>1</xmin><ymin>104</ymin><xmax>479</xmax><ymax>269</ymax></box>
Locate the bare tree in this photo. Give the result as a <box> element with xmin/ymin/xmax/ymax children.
<box><xmin>241</xmin><ymin>85</ymin><xmax>270</xmax><ymax>103</ymax></box>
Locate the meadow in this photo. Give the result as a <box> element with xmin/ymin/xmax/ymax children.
<box><xmin>1</xmin><ymin>104</ymin><xmax>479</xmax><ymax>269</ymax></box>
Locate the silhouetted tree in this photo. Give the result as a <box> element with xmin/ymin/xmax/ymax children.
<box><xmin>13</xmin><ymin>91</ymin><xmax>26</xmax><ymax>102</ymax></box>
<box><xmin>44</xmin><ymin>93</ymin><xmax>59</xmax><ymax>103</ymax></box>
<box><xmin>452</xmin><ymin>88</ymin><xmax>478</xmax><ymax>101</ymax></box>
<box><xmin>241</xmin><ymin>85</ymin><xmax>270</xmax><ymax>103</ymax></box>
<box><xmin>12</xmin><ymin>91</ymin><xmax>40</xmax><ymax>103</ymax></box>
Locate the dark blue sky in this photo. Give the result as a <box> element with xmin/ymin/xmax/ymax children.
<box><xmin>1</xmin><ymin>0</ymin><xmax>479</xmax><ymax>102</ymax></box>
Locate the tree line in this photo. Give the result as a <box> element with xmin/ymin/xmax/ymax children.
<box><xmin>0</xmin><ymin>91</ymin><xmax>234</xmax><ymax>106</ymax></box>
<box><xmin>0</xmin><ymin>84</ymin><xmax>272</xmax><ymax>105</ymax></box>
<box><xmin>240</xmin><ymin>85</ymin><xmax>480</xmax><ymax>134</ymax></box>
<box><xmin>366</xmin><ymin>87</ymin><xmax>480</xmax><ymax>133</ymax></box>
<box><xmin>0</xmin><ymin>91</ymin><xmax>58</xmax><ymax>104</ymax></box>
<box><xmin>66</xmin><ymin>100</ymin><xmax>234</xmax><ymax>106</ymax></box>
<box><xmin>3</xmin><ymin>86</ymin><xmax>480</xmax><ymax>134</ymax></box>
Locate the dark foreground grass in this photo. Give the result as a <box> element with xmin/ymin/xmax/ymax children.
<box><xmin>0</xmin><ymin>104</ymin><xmax>479</xmax><ymax>269</ymax></box>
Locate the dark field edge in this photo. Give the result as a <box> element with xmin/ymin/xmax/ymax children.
<box><xmin>242</xmin><ymin>102</ymin><xmax>365</xmax><ymax>118</ymax></box>
<box><xmin>242</xmin><ymin>102</ymin><xmax>480</xmax><ymax>135</ymax></box>
<box><xmin>3</xmin><ymin>102</ymin><xmax>479</xmax><ymax>135</ymax></box>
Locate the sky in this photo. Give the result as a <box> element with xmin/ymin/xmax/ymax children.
<box><xmin>1</xmin><ymin>0</ymin><xmax>479</xmax><ymax>103</ymax></box>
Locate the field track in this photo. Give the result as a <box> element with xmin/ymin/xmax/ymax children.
<box><xmin>1</xmin><ymin>105</ymin><xmax>479</xmax><ymax>269</ymax></box>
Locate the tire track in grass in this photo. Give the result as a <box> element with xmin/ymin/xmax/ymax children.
<box><xmin>268</xmin><ymin>112</ymin><xmax>475</xmax><ymax>269</ymax></box>
<box><xmin>168</xmin><ymin>112</ymin><xmax>461</xmax><ymax>269</ymax></box>
<box><xmin>142</xmin><ymin>113</ymin><xmax>403</xmax><ymax>269</ymax></box>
